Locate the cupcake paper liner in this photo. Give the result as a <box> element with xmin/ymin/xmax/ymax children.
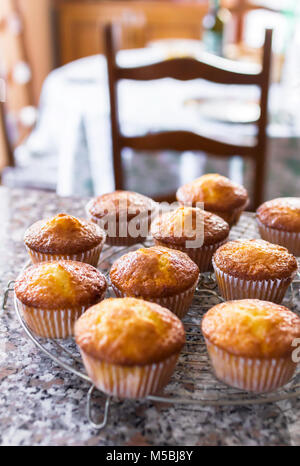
<box><xmin>212</xmin><ymin>260</ymin><xmax>295</xmax><ymax>304</ymax></box>
<box><xmin>208</xmin><ymin>200</ymin><xmax>248</xmax><ymax>229</ymax></box>
<box><xmin>205</xmin><ymin>339</ymin><xmax>296</xmax><ymax>393</ymax></box>
<box><xmin>17</xmin><ymin>292</ymin><xmax>106</xmax><ymax>339</ymax></box>
<box><xmin>26</xmin><ymin>238</ymin><xmax>105</xmax><ymax>267</ymax></box>
<box><xmin>111</xmin><ymin>276</ymin><xmax>199</xmax><ymax>319</ymax></box>
<box><xmin>154</xmin><ymin>239</ymin><xmax>227</xmax><ymax>272</ymax></box>
<box><xmin>80</xmin><ymin>350</ymin><xmax>179</xmax><ymax>399</ymax></box>
<box><xmin>87</xmin><ymin>213</ymin><xmax>150</xmax><ymax>247</ymax></box>
<box><xmin>104</xmin><ymin>234</ymin><xmax>146</xmax><ymax>247</ymax></box>
<box><xmin>257</xmin><ymin>218</ymin><xmax>300</xmax><ymax>257</ymax></box>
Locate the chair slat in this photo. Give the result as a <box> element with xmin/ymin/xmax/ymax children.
<box><xmin>120</xmin><ymin>131</ymin><xmax>257</xmax><ymax>157</ymax></box>
<box><xmin>117</xmin><ymin>57</ymin><xmax>262</xmax><ymax>85</ymax></box>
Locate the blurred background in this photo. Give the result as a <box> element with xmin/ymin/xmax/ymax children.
<box><xmin>0</xmin><ymin>0</ymin><xmax>299</xmax><ymax>208</ymax></box>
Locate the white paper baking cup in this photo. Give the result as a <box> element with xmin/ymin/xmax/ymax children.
<box><xmin>205</xmin><ymin>339</ymin><xmax>296</xmax><ymax>393</ymax></box>
<box><xmin>111</xmin><ymin>276</ymin><xmax>199</xmax><ymax>319</ymax></box>
<box><xmin>87</xmin><ymin>212</ymin><xmax>150</xmax><ymax>247</ymax></box>
<box><xmin>17</xmin><ymin>292</ymin><xmax>106</xmax><ymax>339</ymax></box>
<box><xmin>26</xmin><ymin>237</ymin><xmax>105</xmax><ymax>267</ymax></box>
<box><xmin>154</xmin><ymin>239</ymin><xmax>227</xmax><ymax>272</ymax></box>
<box><xmin>212</xmin><ymin>259</ymin><xmax>295</xmax><ymax>304</ymax></box>
<box><xmin>257</xmin><ymin>218</ymin><xmax>300</xmax><ymax>257</ymax></box>
<box><xmin>207</xmin><ymin>200</ymin><xmax>248</xmax><ymax>228</ymax></box>
<box><xmin>80</xmin><ymin>350</ymin><xmax>179</xmax><ymax>399</ymax></box>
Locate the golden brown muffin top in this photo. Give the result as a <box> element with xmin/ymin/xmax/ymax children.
<box><xmin>176</xmin><ymin>174</ymin><xmax>248</xmax><ymax>212</ymax></box>
<box><xmin>151</xmin><ymin>206</ymin><xmax>229</xmax><ymax>246</ymax></box>
<box><xmin>24</xmin><ymin>213</ymin><xmax>105</xmax><ymax>254</ymax></box>
<box><xmin>213</xmin><ymin>239</ymin><xmax>298</xmax><ymax>281</ymax></box>
<box><xmin>15</xmin><ymin>261</ymin><xmax>107</xmax><ymax>309</ymax></box>
<box><xmin>75</xmin><ymin>297</ymin><xmax>185</xmax><ymax>365</ymax></box>
<box><xmin>257</xmin><ymin>197</ymin><xmax>300</xmax><ymax>233</ymax></box>
<box><xmin>202</xmin><ymin>299</ymin><xmax>300</xmax><ymax>358</ymax></box>
<box><xmin>110</xmin><ymin>246</ymin><xmax>199</xmax><ymax>298</ymax></box>
<box><xmin>86</xmin><ymin>190</ymin><xmax>157</xmax><ymax>221</ymax></box>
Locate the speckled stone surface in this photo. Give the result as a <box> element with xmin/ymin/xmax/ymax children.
<box><xmin>1</xmin><ymin>187</ymin><xmax>300</xmax><ymax>446</ymax></box>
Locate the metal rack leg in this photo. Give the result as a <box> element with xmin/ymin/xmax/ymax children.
<box><xmin>2</xmin><ymin>281</ymin><xmax>15</xmax><ymax>312</ymax></box>
<box><xmin>86</xmin><ymin>385</ymin><xmax>111</xmax><ymax>430</ymax></box>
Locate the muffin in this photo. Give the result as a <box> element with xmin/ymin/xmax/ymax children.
<box><xmin>110</xmin><ymin>246</ymin><xmax>199</xmax><ymax>318</ymax></box>
<box><xmin>86</xmin><ymin>190</ymin><xmax>157</xmax><ymax>246</ymax></box>
<box><xmin>176</xmin><ymin>174</ymin><xmax>249</xmax><ymax>227</ymax></box>
<box><xmin>212</xmin><ymin>239</ymin><xmax>298</xmax><ymax>303</ymax></box>
<box><xmin>75</xmin><ymin>297</ymin><xmax>185</xmax><ymax>398</ymax></box>
<box><xmin>24</xmin><ymin>213</ymin><xmax>106</xmax><ymax>267</ymax></box>
<box><xmin>15</xmin><ymin>261</ymin><xmax>107</xmax><ymax>338</ymax></box>
<box><xmin>257</xmin><ymin>197</ymin><xmax>300</xmax><ymax>256</ymax></box>
<box><xmin>202</xmin><ymin>299</ymin><xmax>300</xmax><ymax>392</ymax></box>
<box><xmin>151</xmin><ymin>206</ymin><xmax>229</xmax><ymax>272</ymax></box>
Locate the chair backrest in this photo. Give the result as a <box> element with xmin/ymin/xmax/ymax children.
<box><xmin>104</xmin><ymin>23</ymin><xmax>273</xmax><ymax>208</ymax></box>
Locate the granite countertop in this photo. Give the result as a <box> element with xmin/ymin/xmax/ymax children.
<box><xmin>1</xmin><ymin>186</ymin><xmax>300</xmax><ymax>446</ymax></box>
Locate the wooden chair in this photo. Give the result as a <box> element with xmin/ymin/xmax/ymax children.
<box><xmin>104</xmin><ymin>23</ymin><xmax>272</xmax><ymax>208</ymax></box>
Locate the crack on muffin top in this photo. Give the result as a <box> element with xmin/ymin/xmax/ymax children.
<box><xmin>257</xmin><ymin>197</ymin><xmax>300</xmax><ymax>233</ymax></box>
<box><xmin>151</xmin><ymin>206</ymin><xmax>229</xmax><ymax>246</ymax></box>
<box><xmin>24</xmin><ymin>213</ymin><xmax>105</xmax><ymax>254</ymax></box>
<box><xmin>213</xmin><ymin>239</ymin><xmax>298</xmax><ymax>280</ymax></box>
<box><xmin>15</xmin><ymin>260</ymin><xmax>107</xmax><ymax>309</ymax></box>
<box><xmin>86</xmin><ymin>191</ymin><xmax>157</xmax><ymax>221</ymax></box>
<box><xmin>110</xmin><ymin>246</ymin><xmax>199</xmax><ymax>298</ymax></box>
<box><xmin>176</xmin><ymin>174</ymin><xmax>248</xmax><ymax>212</ymax></box>
<box><xmin>202</xmin><ymin>299</ymin><xmax>300</xmax><ymax>358</ymax></box>
<box><xmin>75</xmin><ymin>297</ymin><xmax>185</xmax><ymax>365</ymax></box>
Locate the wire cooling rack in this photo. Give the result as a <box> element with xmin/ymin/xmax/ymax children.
<box><xmin>3</xmin><ymin>213</ymin><xmax>300</xmax><ymax>430</ymax></box>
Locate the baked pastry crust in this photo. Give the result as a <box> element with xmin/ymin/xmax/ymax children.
<box><xmin>86</xmin><ymin>190</ymin><xmax>157</xmax><ymax>221</ymax></box>
<box><xmin>176</xmin><ymin>174</ymin><xmax>248</xmax><ymax>212</ymax></box>
<box><xmin>257</xmin><ymin>197</ymin><xmax>300</xmax><ymax>233</ymax></box>
<box><xmin>24</xmin><ymin>213</ymin><xmax>105</xmax><ymax>254</ymax></box>
<box><xmin>75</xmin><ymin>297</ymin><xmax>185</xmax><ymax>365</ymax></box>
<box><xmin>213</xmin><ymin>239</ymin><xmax>297</xmax><ymax>281</ymax></box>
<box><xmin>15</xmin><ymin>260</ymin><xmax>107</xmax><ymax>309</ymax></box>
<box><xmin>110</xmin><ymin>246</ymin><xmax>199</xmax><ymax>298</ymax></box>
<box><xmin>202</xmin><ymin>299</ymin><xmax>300</xmax><ymax>358</ymax></box>
<box><xmin>151</xmin><ymin>207</ymin><xmax>229</xmax><ymax>246</ymax></box>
